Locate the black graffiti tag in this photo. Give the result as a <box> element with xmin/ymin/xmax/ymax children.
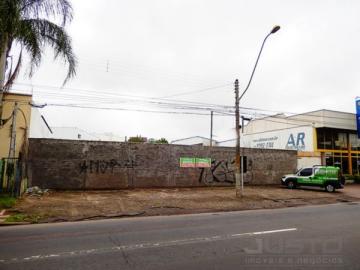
<box><xmin>79</xmin><ymin>159</ymin><xmax>138</xmax><ymax>174</ymax></box>
<box><xmin>198</xmin><ymin>159</ymin><xmax>235</xmax><ymax>184</ymax></box>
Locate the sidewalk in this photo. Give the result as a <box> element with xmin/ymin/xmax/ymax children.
<box><xmin>2</xmin><ymin>185</ymin><xmax>358</xmax><ymax>224</ymax></box>
<box><xmin>341</xmin><ymin>184</ymin><xmax>360</xmax><ymax>199</ymax></box>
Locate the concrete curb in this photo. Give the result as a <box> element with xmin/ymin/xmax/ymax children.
<box><xmin>0</xmin><ymin>221</ymin><xmax>31</xmax><ymax>226</ymax></box>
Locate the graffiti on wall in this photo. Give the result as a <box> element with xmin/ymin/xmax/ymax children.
<box><xmin>198</xmin><ymin>159</ymin><xmax>235</xmax><ymax>184</ymax></box>
<box><xmin>79</xmin><ymin>159</ymin><xmax>138</xmax><ymax>174</ymax></box>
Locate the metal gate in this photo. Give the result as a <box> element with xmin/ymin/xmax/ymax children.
<box><xmin>0</xmin><ymin>158</ymin><xmax>26</xmax><ymax>197</ymax></box>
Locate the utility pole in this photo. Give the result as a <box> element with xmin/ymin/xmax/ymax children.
<box><xmin>7</xmin><ymin>103</ymin><xmax>18</xmax><ymax>194</ymax></box>
<box><xmin>234</xmin><ymin>79</ymin><xmax>242</xmax><ymax>197</ymax></box>
<box><xmin>8</xmin><ymin>102</ymin><xmax>18</xmax><ymax>161</ymax></box>
<box><xmin>241</xmin><ymin>116</ymin><xmax>251</xmax><ymax>191</ymax></box>
<box><xmin>210</xmin><ymin>111</ymin><xmax>213</xmax><ymax>147</ymax></box>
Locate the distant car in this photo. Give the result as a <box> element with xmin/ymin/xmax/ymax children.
<box><xmin>281</xmin><ymin>166</ymin><xmax>345</xmax><ymax>192</ymax></box>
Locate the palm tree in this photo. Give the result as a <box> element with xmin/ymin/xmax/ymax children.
<box><xmin>0</xmin><ymin>0</ymin><xmax>76</xmax><ymax>120</ymax></box>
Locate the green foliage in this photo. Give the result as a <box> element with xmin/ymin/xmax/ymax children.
<box><xmin>350</xmin><ymin>175</ymin><xmax>360</xmax><ymax>183</ymax></box>
<box><xmin>5</xmin><ymin>213</ymin><xmax>43</xmax><ymax>223</ymax></box>
<box><xmin>0</xmin><ymin>0</ymin><xmax>76</xmax><ymax>87</ymax></box>
<box><xmin>154</xmin><ymin>138</ymin><xmax>168</xmax><ymax>144</ymax></box>
<box><xmin>128</xmin><ymin>136</ymin><xmax>168</xmax><ymax>144</ymax></box>
<box><xmin>128</xmin><ymin>136</ymin><xmax>147</xmax><ymax>143</ymax></box>
<box><xmin>342</xmin><ymin>174</ymin><xmax>360</xmax><ymax>183</ymax></box>
<box><xmin>5</xmin><ymin>213</ymin><xmax>26</xmax><ymax>222</ymax></box>
<box><xmin>0</xmin><ymin>194</ymin><xmax>16</xmax><ymax>208</ymax></box>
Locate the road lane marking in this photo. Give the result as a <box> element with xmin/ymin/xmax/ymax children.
<box><xmin>0</xmin><ymin>227</ymin><xmax>297</xmax><ymax>264</ymax></box>
<box><xmin>252</xmin><ymin>228</ymin><xmax>297</xmax><ymax>235</ymax></box>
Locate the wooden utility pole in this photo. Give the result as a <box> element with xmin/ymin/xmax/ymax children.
<box><xmin>210</xmin><ymin>111</ymin><xmax>213</xmax><ymax>147</ymax></box>
<box><xmin>234</xmin><ymin>79</ymin><xmax>242</xmax><ymax>197</ymax></box>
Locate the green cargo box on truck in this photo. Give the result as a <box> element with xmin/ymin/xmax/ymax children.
<box><xmin>281</xmin><ymin>166</ymin><xmax>345</xmax><ymax>192</ymax></box>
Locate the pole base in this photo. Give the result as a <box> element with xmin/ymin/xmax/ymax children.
<box><xmin>235</xmin><ymin>188</ymin><xmax>243</xmax><ymax>198</ymax></box>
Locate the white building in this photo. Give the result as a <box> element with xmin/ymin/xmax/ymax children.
<box><xmin>29</xmin><ymin>107</ymin><xmax>53</xmax><ymax>139</ymax></box>
<box><xmin>42</xmin><ymin>127</ymin><xmax>126</xmax><ymax>141</ymax></box>
<box><xmin>218</xmin><ymin>109</ymin><xmax>360</xmax><ymax>174</ymax></box>
<box><xmin>171</xmin><ymin>136</ymin><xmax>217</xmax><ymax>146</ymax></box>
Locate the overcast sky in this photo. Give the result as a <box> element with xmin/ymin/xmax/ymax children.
<box><xmin>13</xmin><ymin>0</ymin><xmax>360</xmax><ymax>141</ymax></box>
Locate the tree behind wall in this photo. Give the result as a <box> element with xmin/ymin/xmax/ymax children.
<box><xmin>128</xmin><ymin>136</ymin><xmax>169</xmax><ymax>144</ymax></box>
<box><xmin>128</xmin><ymin>136</ymin><xmax>147</xmax><ymax>143</ymax></box>
<box><xmin>154</xmin><ymin>138</ymin><xmax>168</xmax><ymax>144</ymax></box>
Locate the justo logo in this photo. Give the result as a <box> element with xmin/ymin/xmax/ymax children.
<box><xmin>244</xmin><ymin>237</ymin><xmax>343</xmax><ymax>255</ymax></box>
<box><xmin>286</xmin><ymin>132</ymin><xmax>305</xmax><ymax>150</ymax></box>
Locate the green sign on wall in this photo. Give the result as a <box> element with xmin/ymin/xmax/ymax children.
<box><xmin>180</xmin><ymin>157</ymin><xmax>211</xmax><ymax>168</ymax></box>
<box><xmin>180</xmin><ymin>157</ymin><xmax>196</xmax><ymax>168</ymax></box>
<box><xmin>196</xmin><ymin>158</ymin><xmax>211</xmax><ymax>168</ymax></box>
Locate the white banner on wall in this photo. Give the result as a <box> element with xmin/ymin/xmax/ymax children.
<box><xmin>241</xmin><ymin>126</ymin><xmax>314</xmax><ymax>152</ymax></box>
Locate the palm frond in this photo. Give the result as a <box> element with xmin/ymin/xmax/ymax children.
<box><xmin>20</xmin><ymin>0</ymin><xmax>73</xmax><ymax>26</ymax></box>
<box><xmin>19</xmin><ymin>18</ymin><xmax>76</xmax><ymax>84</ymax></box>
<box><xmin>0</xmin><ymin>0</ymin><xmax>76</xmax><ymax>87</ymax></box>
<box><xmin>16</xmin><ymin>18</ymin><xmax>42</xmax><ymax>75</ymax></box>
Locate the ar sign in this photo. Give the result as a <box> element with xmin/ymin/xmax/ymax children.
<box><xmin>286</xmin><ymin>132</ymin><xmax>305</xmax><ymax>150</ymax></box>
<box><xmin>356</xmin><ymin>98</ymin><xmax>360</xmax><ymax>138</ymax></box>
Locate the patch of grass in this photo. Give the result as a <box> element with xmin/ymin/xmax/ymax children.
<box><xmin>5</xmin><ymin>213</ymin><xmax>43</xmax><ymax>223</ymax></box>
<box><xmin>5</xmin><ymin>213</ymin><xmax>27</xmax><ymax>223</ymax></box>
<box><xmin>0</xmin><ymin>194</ymin><xmax>16</xmax><ymax>209</ymax></box>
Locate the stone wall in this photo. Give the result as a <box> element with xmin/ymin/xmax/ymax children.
<box><xmin>28</xmin><ymin>139</ymin><xmax>297</xmax><ymax>189</ymax></box>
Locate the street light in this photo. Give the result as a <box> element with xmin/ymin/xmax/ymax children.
<box><xmin>235</xmin><ymin>25</ymin><xmax>280</xmax><ymax>198</ymax></box>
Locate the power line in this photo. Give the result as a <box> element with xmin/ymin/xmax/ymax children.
<box><xmin>11</xmin><ymin>82</ymin><xmax>234</xmax><ymax>109</ymax></box>
<box><xmin>77</xmin><ymin>57</ymin><xmax>227</xmax><ymax>86</ymax></box>
<box><xmin>8</xmin><ymin>82</ymin><xmax>357</xmax><ymax>123</ymax></box>
<box><xmin>158</xmin><ymin>83</ymin><xmax>232</xmax><ymax>98</ymax></box>
<box><xmin>47</xmin><ymin>103</ymin><xmax>233</xmax><ymax>116</ymax></box>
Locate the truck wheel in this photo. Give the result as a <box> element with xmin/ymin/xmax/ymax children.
<box><xmin>287</xmin><ymin>180</ymin><xmax>296</xmax><ymax>189</ymax></box>
<box><xmin>325</xmin><ymin>183</ymin><xmax>335</xmax><ymax>192</ymax></box>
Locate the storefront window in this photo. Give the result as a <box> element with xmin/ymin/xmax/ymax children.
<box><xmin>324</xmin><ymin>152</ymin><xmax>349</xmax><ymax>174</ymax></box>
<box><xmin>334</xmin><ymin>132</ymin><xmax>347</xmax><ymax>150</ymax></box>
<box><xmin>341</xmin><ymin>153</ymin><xmax>349</xmax><ymax>174</ymax></box>
<box><xmin>350</xmin><ymin>134</ymin><xmax>360</xmax><ymax>151</ymax></box>
<box><xmin>325</xmin><ymin>152</ymin><xmax>333</xmax><ymax>166</ymax></box>
<box><xmin>352</xmin><ymin>153</ymin><xmax>360</xmax><ymax>175</ymax></box>
<box><xmin>317</xmin><ymin>128</ymin><xmax>348</xmax><ymax>150</ymax></box>
<box><xmin>317</xmin><ymin>128</ymin><xmax>333</xmax><ymax>149</ymax></box>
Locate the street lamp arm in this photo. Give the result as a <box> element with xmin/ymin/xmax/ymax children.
<box><xmin>239</xmin><ymin>32</ymin><xmax>272</xmax><ymax>101</ymax></box>
<box><xmin>234</xmin><ymin>25</ymin><xmax>280</xmax><ymax>198</ymax></box>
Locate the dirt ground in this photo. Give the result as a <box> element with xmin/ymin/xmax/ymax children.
<box><xmin>9</xmin><ymin>185</ymin><xmax>360</xmax><ymax>223</ymax></box>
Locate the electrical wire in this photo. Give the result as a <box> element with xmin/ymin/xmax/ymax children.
<box><xmin>11</xmin><ymin>82</ymin><xmax>234</xmax><ymax>109</ymax></box>
<box><xmin>47</xmin><ymin>103</ymin><xmax>232</xmax><ymax>116</ymax></box>
<box><xmin>7</xmin><ymin>82</ymin><xmax>357</xmax><ymax>126</ymax></box>
<box><xmin>10</xmin><ymin>82</ymin><xmax>356</xmax><ymax>121</ymax></box>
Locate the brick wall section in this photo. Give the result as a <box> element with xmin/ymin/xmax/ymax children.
<box><xmin>28</xmin><ymin>139</ymin><xmax>297</xmax><ymax>190</ymax></box>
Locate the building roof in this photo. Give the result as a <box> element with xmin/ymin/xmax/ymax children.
<box><xmin>171</xmin><ymin>136</ymin><xmax>218</xmax><ymax>143</ymax></box>
<box><xmin>245</xmin><ymin>109</ymin><xmax>356</xmax><ymax>134</ymax></box>
<box><xmin>49</xmin><ymin>127</ymin><xmax>101</xmax><ymax>140</ymax></box>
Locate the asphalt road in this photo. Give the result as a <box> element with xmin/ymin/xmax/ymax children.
<box><xmin>1</xmin><ymin>203</ymin><xmax>360</xmax><ymax>270</ymax></box>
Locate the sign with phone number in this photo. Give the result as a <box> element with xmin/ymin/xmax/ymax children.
<box><xmin>180</xmin><ymin>157</ymin><xmax>211</xmax><ymax>168</ymax></box>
